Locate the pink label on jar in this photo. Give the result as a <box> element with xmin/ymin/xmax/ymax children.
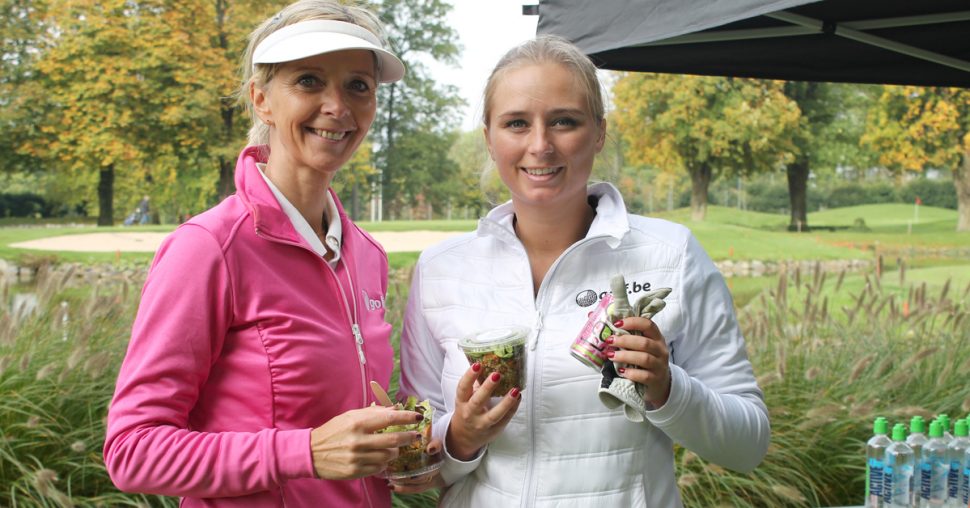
<box><xmin>570</xmin><ymin>293</ymin><xmax>617</xmax><ymax>370</ymax></box>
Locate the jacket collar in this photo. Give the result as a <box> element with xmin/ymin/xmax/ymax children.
<box><xmin>477</xmin><ymin>182</ymin><xmax>630</xmax><ymax>249</ymax></box>
<box><xmin>234</xmin><ymin>145</ymin><xmax>351</xmax><ymax>246</ymax></box>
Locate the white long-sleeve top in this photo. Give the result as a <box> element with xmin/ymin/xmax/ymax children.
<box><xmin>398</xmin><ymin>183</ymin><xmax>770</xmax><ymax>507</ymax></box>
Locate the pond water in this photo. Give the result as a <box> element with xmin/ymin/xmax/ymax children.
<box><xmin>2</xmin><ymin>269</ymin><xmax>39</xmax><ymax>319</ymax></box>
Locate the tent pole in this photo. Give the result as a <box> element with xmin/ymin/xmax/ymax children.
<box><xmin>768</xmin><ymin>10</ymin><xmax>970</xmax><ymax>73</ymax></box>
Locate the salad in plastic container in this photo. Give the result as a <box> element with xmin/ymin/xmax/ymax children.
<box><xmin>458</xmin><ymin>326</ymin><xmax>528</xmax><ymax>395</ymax></box>
<box><xmin>378</xmin><ymin>396</ymin><xmax>442</xmax><ymax>480</ymax></box>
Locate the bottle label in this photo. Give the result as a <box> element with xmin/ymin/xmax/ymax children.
<box><xmin>920</xmin><ymin>461</ymin><xmax>931</xmax><ymax>500</ymax></box>
<box><xmin>963</xmin><ymin>466</ymin><xmax>969</xmax><ymax>505</ymax></box>
<box><xmin>869</xmin><ymin>458</ymin><xmax>885</xmax><ymax>499</ymax></box>
<box><xmin>891</xmin><ymin>464</ymin><xmax>912</xmax><ymax>505</ymax></box>
<box><xmin>948</xmin><ymin>461</ymin><xmax>960</xmax><ymax>499</ymax></box>
<box><xmin>883</xmin><ymin>465</ymin><xmax>894</xmax><ymax>504</ymax></box>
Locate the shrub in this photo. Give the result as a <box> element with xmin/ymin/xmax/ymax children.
<box><xmin>900</xmin><ymin>178</ymin><xmax>957</xmax><ymax>210</ymax></box>
<box><xmin>678</xmin><ymin>265</ymin><xmax>970</xmax><ymax>507</ymax></box>
<box><xmin>746</xmin><ymin>180</ymin><xmax>791</xmax><ymax>214</ymax></box>
<box><xmin>4</xmin><ymin>260</ymin><xmax>968</xmax><ymax>507</ymax></box>
<box><xmin>0</xmin><ymin>265</ymin><xmax>436</xmax><ymax>508</ymax></box>
<box><xmin>0</xmin><ymin>193</ymin><xmax>52</xmax><ymax>218</ymax></box>
<box><xmin>825</xmin><ymin>182</ymin><xmax>897</xmax><ymax>209</ymax></box>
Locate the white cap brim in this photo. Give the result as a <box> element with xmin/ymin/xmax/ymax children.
<box><xmin>253</xmin><ymin>20</ymin><xmax>405</xmax><ymax>83</ymax></box>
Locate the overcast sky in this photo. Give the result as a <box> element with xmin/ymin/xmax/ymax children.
<box><xmin>426</xmin><ymin>1</ymin><xmax>539</xmax><ymax>131</ymax></box>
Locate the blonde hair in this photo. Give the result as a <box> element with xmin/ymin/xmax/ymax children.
<box><xmin>478</xmin><ymin>36</ymin><xmax>606</xmax><ymax>203</ymax></box>
<box><xmin>481</xmin><ymin>35</ymin><xmax>605</xmax><ymax>126</ymax></box>
<box><xmin>237</xmin><ymin>0</ymin><xmax>390</xmax><ymax>148</ymax></box>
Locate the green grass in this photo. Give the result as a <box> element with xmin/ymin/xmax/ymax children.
<box><xmin>357</xmin><ymin>219</ymin><xmax>477</xmax><ymax>233</ymax></box>
<box><xmin>0</xmin><ymin>225</ymin><xmax>169</xmax><ymax>265</ymax></box>
<box><xmin>2</xmin><ymin>204</ymin><xmax>967</xmax><ymax>266</ymax></box>
<box><xmin>652</xmin><ymin>205</ymin><xmax>791</xmax><ymax>230</ymax></box>
<box><xmin>808</xmin><ymin>203</ymin><xmax>956</xmax><ymax>228</ymax></box>
<box><xmin>679</xmin><ymin>220</ymin><xmax>866</xmax><ymax>261</ymax></box>
<box><xmin>807</xmin><ymin>204</ymin><xmax>970</xmax><ymax>253</ymax></box>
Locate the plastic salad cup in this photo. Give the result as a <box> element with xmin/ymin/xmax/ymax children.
<box><xmin>458</xmin><ymin>326</ymin><xmax>529</xmax><ymax>395</ymax></box>
<box><xmin>379</xmin><ymin>396</ymin><xmax>441</xmax><ymax>480</ymax></box>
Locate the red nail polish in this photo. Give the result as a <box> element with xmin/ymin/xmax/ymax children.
<box><xmin>510</xmin><ymin>388</ymin><xmax>520</xmax><ymax>398</ymax></box>
<box><xmin>415</xmin><ymin>413</ymin><xmax>424</xmax><ymax>422</ymax></box>
<box><xmin>617</xmin><ymin>367</ymin><xmax>626</xmax><ymax>374</ymax></box>
<box><xmin>471</xmin><ymin>362</ymin><xmax>481</xmax><ymax>372</ymax></box>
<box><xmin>613</xmin><ymin>319</ymin><xmax>624</xmax><ymax>328</ymax></box>
<box><xmin>605</xmin><ymin>337</ymin><xmax>614</xmax><ymax>344</ymax></box>
<box><xmin>606</xmin><ymin>350</ymin><xmax>615</xmax><ymax>358</ymax></box>
<box><xmin>490</xmin><ymin>372</ymin><xmax>501</xmax><ymax>382</ymax></box>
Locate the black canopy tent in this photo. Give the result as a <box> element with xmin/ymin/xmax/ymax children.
<box><xmin>535</xmin><ymin>0</ymin><xmax>970</xmax><ymax>88</ymax></box>
<box><xmin>533</xmin><ymin>0</ymin><xmax>970</xmax><ymax>230</ymax></box>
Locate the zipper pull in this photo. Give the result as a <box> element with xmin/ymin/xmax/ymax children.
<box><xmin>352</xmin><ymin>323</ymin><xmax>366</xmax><ymax>365</ymax></box>
<box><xmin>530</xmin><ymin>311</ymin><xmax>543</xmax><ymax>351</ymax></box>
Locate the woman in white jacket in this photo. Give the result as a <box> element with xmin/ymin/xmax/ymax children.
<box><xmin>397</xmin><ymin>35</ymin><xmax>770</xmax><ymax>507</ymax></box>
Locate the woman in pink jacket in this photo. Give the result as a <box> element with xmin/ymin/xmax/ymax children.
<box><xmin>103</xmin><ymin>2</ymin><xmax>430</xmax><ymax>506</ymax></box>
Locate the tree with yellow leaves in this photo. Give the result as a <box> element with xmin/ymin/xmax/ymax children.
<box><xmin>863</xmin><ymin>86</ymin><xmax>970</xmax><ymax>232</ymax></box>
<box><xmin>613</xmin><ymin>73</ymin><xmax>800</xmax><ymax>221</ymax></box>
<box><xmin>24</xmin><ymin>0</ymin><xmax>234</xmax><ymax>224</ymax></box>
<box><xmin>21</xmin><ymin>0</ymin><xmax>281</xmax><ymax>225</ymax></box>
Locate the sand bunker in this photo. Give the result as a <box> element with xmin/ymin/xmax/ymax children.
<box><xmin>10</xmin><ymin>230</ymin><xmax>466</xmax><ymax>254</ymax></box>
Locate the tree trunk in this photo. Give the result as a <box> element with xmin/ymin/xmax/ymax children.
<box><xmin>955</xmin><ymin>150</ymin><xmax>970</xmax><ymax>232</ymax></box>
<box><xmin>97</xmin><ymin>164</ymin><xmax>114</xmax><ymax>226</ymax></box>
<box><xmin>381</xmin><ymin>82</ymin><xmax>397</xmax><ymax>220</ymax></box>
<box><xmin>217</xmin><ymin>97</ymin><xmax>237</xmax><ymax>198</ymax></box>
<box><xmin>351</xmin><ymin>182</ymin><xmax>360</xmax><ymax>221</ymax></box>
<box><xmin>787</xmin><ymin>155</ymin><xmax>810</xmax><ymax>232</ymax></box>
<box><xmin>215</xmin><ymin>0</ymin><xmax>235</xmax><ymax>199</ymax></box>
<box><xmin>218</xmin><ymin>156</ymin><xmax>235</xmax><ymax>198</ymax></box>
<box><xmin>689</xmin><ymin>163</ymin><xmax>712</xmax><ymax>221</ymax></box>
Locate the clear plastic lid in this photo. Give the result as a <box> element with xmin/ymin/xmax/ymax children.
<box><xmin>380</xmin><ymin>455</ymin><xmax>443</xmax><ymax>480</ymax></box>
<box><xmin>458</xmin><ymin>326</ymin><xmax>529</xmax><ymax>355</ymax></box>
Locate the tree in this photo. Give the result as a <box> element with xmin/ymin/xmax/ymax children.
<box><xmin>371</xmin><ymin>0</ymin><xmax>463</xmax><ymax>219</ymax></box>
<box><xmin>863</xmin><ymin>86</ymin><xmax>970</xmax><ymax>232</ymax></box>
<box><xmin>211</xmin><ymin>0</ymin><xmax>281</xmax><ymax>199</ymax></box>
<box><xmin>331</xmin><ymin>139</ymin><xmax>377</xmax><ymax>221</ymax></box>
<box><xmin>782</xmin><ymin>82</ymin><xmax>878</xmax><ymax>230</ymax></box>
<box><xmin>26</xmin><ymin>0</ymin><xmax>252</xmax><ymax>225</ymax></box>
<box><xmin>0</xmin><ymin>0</ymin><xmax>49</xmax><ymax>176</ymax></box>
<box><xmin>448</xmin><ymin>129</ymin><xmax>496</xmax><ymax>216</ymax></box>
<box><xmin>612</xmin><ymin>73</ymin><xmax>800</xmax><ymax>220</ymax></box>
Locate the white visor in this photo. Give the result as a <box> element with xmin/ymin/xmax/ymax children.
<box><xmin>252</xmin><ymin>19</ymin><xmax>405</xmax><ymax>83</ymax></box>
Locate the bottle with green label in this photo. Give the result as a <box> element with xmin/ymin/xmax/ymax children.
<box><xmin>907</xmin><ymin>416</ymin><xmax>928</xmax><ymax>507</ymax></box>
<box><xmin>939</xmin><ymin>414</ymin><xmax>953</xmax><ymax>444</ymax></box>
<box><xmin>947</xmin><ymin>419</ymin><xmax>969</xmax><ymax>508</ymax></box>
<box><xmin>868</xmin><ymin>417</ymin><xmax>891</xmax><ymax>507</ymax></box>
<box><xmin>883</xmin><ymin>423</ymin><xmax>914</xmax><ymax>507</ymax></box>
<box><xmin>962</xmin><ymin>445</ymin><xmax>970</xmax><ymax>508</ymax></box>
<box><xmin>919</xmin><ymin>420</ymin><xmax>947</xmax><ymax>506</ymax></box>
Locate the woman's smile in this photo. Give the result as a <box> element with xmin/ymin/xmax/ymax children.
<box><xmin>254</xmin><ymin>49</ymin><xmax>377</xmax><ymax>179</ymax></box>
<box><xmin>306</xmin><ymin>127</ymin><xmax>351</xmax><ymax>141</ymax></box>
<box><xmin>485</xmin><ymin>61</ymin><xmax>605</xmax><ymax>209</ymax></box>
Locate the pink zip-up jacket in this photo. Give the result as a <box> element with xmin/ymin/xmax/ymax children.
<box><xmin>104</xmin><ymin>146</ymin><xmax>394</xmax><ymax>507</ymax></box>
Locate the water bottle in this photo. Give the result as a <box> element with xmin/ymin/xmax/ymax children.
<box><xmin>940</xmin><ymin>415</ymin><xmax>953</xmax><ymax>444</ymax></box>
<box><xmin>884</xmin><ymin>423</ymin><xmax>915</xmax><ymax>507</ymax></box>
<box><xmin>868</xmin><ymin>417</ymin><xmax>891</xmax><ymax>507</ymax></box>
<box><xmin>946</xmin><ymin>419</ymin><xmax>969</xmax><ymax>507</ymax></box>
<box><xmin>920</xmin><ymin>420</ymin><xmax>948</xmax><ymax>507</ymax></box>
<box><xmin>909</xmin><ymin>416</ymin><xmax>929</xmax><ymax>507</ymax></box>
<box><xmin>962</xmin><ymin>446</ymin><xmax>970</xmax><ymax>508</ymax></box>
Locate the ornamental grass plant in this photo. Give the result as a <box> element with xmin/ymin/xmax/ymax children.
<box><xmin>0</xmin><ymin>265</ymin><xmax>173</xmax><ymax>507</ymax></box>
<box><xmin>2</xmin><ymin>260</ymin><xmax>967</xmax><ymax>507</ymax></box>
<box><xmin>677</xmin><ymin>263</ymin><xmax>970</xmax><ymax>507</ymax></box>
